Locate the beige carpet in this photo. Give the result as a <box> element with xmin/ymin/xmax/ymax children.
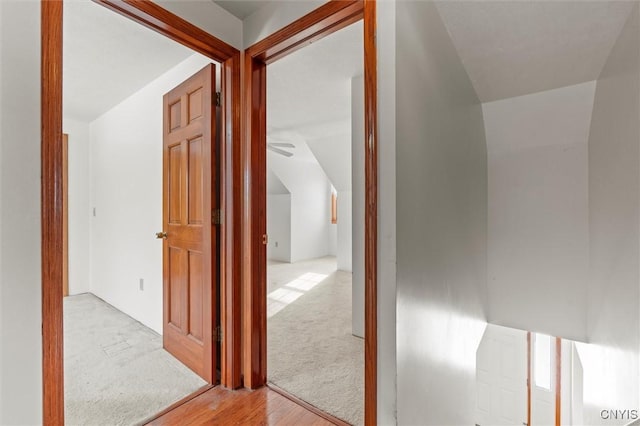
<box><xmin>267</xmin><ymin>257</ymin><xmax>364</xmax><ymax>426</ymax></box>
<box><xmin>64</xmin><ymin>293</ymin><xmax>206</xmax><ymax>426</ymax></box>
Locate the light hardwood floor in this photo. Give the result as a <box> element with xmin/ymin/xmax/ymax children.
<box><xmin>146</xmin><ymin>387</ymin><xmax>335</xmax><ymax>425</ymax></box>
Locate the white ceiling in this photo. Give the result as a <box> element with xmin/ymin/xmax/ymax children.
<box><xmin>213</xmin><ymin>0</ymin><xmax>270</xmax><ymax>19</ymax></box>
<box><xmin>267</xmin><ymin>20</ymin><xmax>363</xmax><ymax>141</ymax></box>
<box><xmin>63</xmin><ymin>0</ymin><xmax>196</xmax><ymax>122</ymax></box>
<box><xmin>435</xmin><ymin>1</ymin><xmax>635</xmax><ymax>102</ymax></box>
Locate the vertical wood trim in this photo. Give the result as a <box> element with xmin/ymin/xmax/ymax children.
<box><xmin>42</xmin><ymin>1</ymin><xmax>64</xmax><ymax>424</ymax></box>
<box><xmin>331</xmin><ymin>192</ymin><xmax>338</xmax><ymax>224</ymax></box>
<box><xmin>363</xmin><ymin>1</ymin><xmax>377</xmax><ymax>424</ymax></box>
<box><xmin>220</xmin><ymin>53</ymin><xmax>243</xmax><ymax>389</ymax></box>
<box><xmin>62</xmin><ymin>134</ymin><xmax>69</xmax><ymax>298</ymax></box>
<box><xmin>527</xmin><ymin>332</ymin><xmax>531</xmax><ymax>426</ymax></box>
<box><xmin>241</xmin><ymin>52</ymin><xmax>252</xmax><ymax>388</ymax></box>
<box><xmin>555</xmin><ymin>337</ymin><xmax>561</xmax><ymax>426</ymax></box>
<box><xmin>242</xmin><ymin>53</ymin><xmax>268</xmax><ymax>388</ymax></box>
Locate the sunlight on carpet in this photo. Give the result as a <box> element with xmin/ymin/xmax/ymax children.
<box><xmin>267</xmin><ymin>257</ymin><xmax>364</xmax><ymax>426</ymax></box>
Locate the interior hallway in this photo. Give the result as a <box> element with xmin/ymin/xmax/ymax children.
<box><xmin>267</xmin><ymin>257</ymin><xmax>364</xmax><ymax>425</ymax></box>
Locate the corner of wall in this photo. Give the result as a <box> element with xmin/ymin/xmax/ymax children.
<box><xmin>242</xmin><ymin>1</ymin><xmax>326</xmax><ymax>49</ymax></box>
<box><xmin>0</xmin><ymin>0</ymin><xmax>4</xmax><ymax>415</ymax></box>
<box><xmin>154</xmin><ymin>0</ymin><xmax>243</xmax><ymax>50</ymax></box>
<box><xmin>377</xmin><ymin>0</ymin><xmax>398</xmax><ymax>424</ymax></box>
<box><xmin>0</xmin><ymin>1</ymin><xmax>43</xmax><ymax>423</ymax></box>
<box><xmin>583</xmin><ymin>2</ymin><xmax>640</xmax><ymax>422</ymax></box>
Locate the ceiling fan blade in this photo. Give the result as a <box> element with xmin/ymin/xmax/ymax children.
<box><xmin>268</xmin><ymin>142</ymin><xmax>295</xmax><ymax>148</ymax></box>
<box><xmin>267</xmin><ymin>145</ymin><xmax>294</xmax><ymax>157</ymax></box>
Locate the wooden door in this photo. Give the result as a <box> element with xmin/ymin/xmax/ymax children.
<box><xmin>162</xmin><ymin>64</ymin><xmax>217</xmax><ymax>383</ymax></box>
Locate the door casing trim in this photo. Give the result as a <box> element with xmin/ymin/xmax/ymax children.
<box><xmin>41</xmin><ymin>1</ymin><xmax>243</xmax><ymax>423</ymax></box>
<box><xmin>242</xmin><ymin>0</ymin><xmax>378</xmax><ymax>423</ymax></box>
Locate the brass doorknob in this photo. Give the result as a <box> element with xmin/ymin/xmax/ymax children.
<box><xmin>156</xmin><ymin>232</ymin><xmax>168</xmax><ymax>239</ymax></box>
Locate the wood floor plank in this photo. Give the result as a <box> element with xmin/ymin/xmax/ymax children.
<box><xmin>146</xmin><ymin>387</ymin><xmax>338</xmax><ymax>426</ymax></box>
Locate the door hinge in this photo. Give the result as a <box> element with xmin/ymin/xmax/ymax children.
<box><xmin>212</xmin><ymin>208</ymin><xmax>223</xmax><ymax>225</ymax></box>
<box><xmin>214</xmin><ymin>325</ymin><xmax>223</xmax><ymax>342</ymax></box>
<box><xmin>215</xmin><ymin>92</ymin><xmax>221</xmax><ymax>107</ymax></box>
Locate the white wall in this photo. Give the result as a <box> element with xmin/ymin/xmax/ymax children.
<box><xmin>396</xmin><ymin>2</ymin><xmax>488</xmax><ymax>425</ymax></box>
<box><xmin>267</xmin><ymin>194</ymin><xmax>292</xmax><ymax>262</ymax></box>
<box><xmin>561</xmin><ymin>339</ymin><xmax>573</xmax><ymax>426</ymax></box>
<box><xmin>306</xmin><ymin>133</ymin><xmax>353</xmax><ymax>271</ymax></box>
<box><xmin>352</xmin><ymin>75</ymin><xmax>365</xmax><ymax>338</ymax></box>
<box><xmin>90</xmin><ymin>54</ymin><xmax>212</xmax><ymax>334</ymax></box>
<box><xmin>483</xmin><ymin>81</ymin><xmax>595</xmax><ymax>342</ymax></box>
<box><xmin>336</xmin><ymin>191</ymin><xmax>353</xmax><ymax>273</ymax></box>
<box><xmin>63</xmin><ymin>118</ymin><xmax>91</xmax><ymax>296</ymax></box>
<box><xmin>0</xmin><ymin>0</ymin><xmax>3</xmax><ymax>412</ymax></box>
<box><xmin>579</xmin><ymin>5</ymin><xmax>640</xmax><ymax>425</ymax></box>
<box><xmin>0</xmin><ymin>1</ymin><xmax>43</xmax><ymax>424</ymax></box>
<box><xmin>572</xmin><ymin>344</ymin><xmax>585</xmax><ymax>425</ymax></box>
<box><xmin>329</xmin><ymin>220</ymin><xmax>338</xmax><ymax>256</ymax></box>
<box><xmin>268</xmin><ymin>149</ymin><xmax>332</xmax><ymax>263</ymax></box>
<box><xmin>307</xmin><ymin>133</ymin><xmax>351</xmax><ymax>192</ymax></box>
<box><xmin>377</xmin><ymin>3</ymin><xmax>398</xmax><ymax>422</ymax></box>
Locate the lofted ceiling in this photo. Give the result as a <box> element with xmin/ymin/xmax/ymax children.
<box><xmin>267</xmin><ymin>20</ymin><xmax>363</xmax><ymax>141</ymax></box>
<box><xmin>63</xmin><ymin>0</ymin><xmax>197</xmax><ymax>122</ymax></box>
<box><xmin>435</xmin><ymin>1</ymin><xmax>635</xmax><ymax>102</ymax></box>
<box><xmin>62</xmin><ymin>1</ymin><xmax>631</xmax><ymax>127</ymax></box>
<box><xmin>265</xmin><ymin>21</ymin><xmax>362</xmax><ymax>194</ymax></box>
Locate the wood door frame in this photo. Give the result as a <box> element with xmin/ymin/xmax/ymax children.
<box><xmin>243</xmin><ymin>0</ymin><xmax>378</xmax><ymax>423</ymax></box>
<box><xmin>41</xmin><ymin>1</ymin><xmax>242</xmax><ymax>423</ymax></box>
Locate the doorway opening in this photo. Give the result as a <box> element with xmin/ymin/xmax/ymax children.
<box><xmin>61</xmin><ymin>1</ymin><xmax>221</xmax><ymax>423</ymax></box>
<box><xmin>264</xmin><ymin>19</ymin><xmax>364</xmax><ymax>424</ymax></box>
<box><xmin>42</xmin><ymin>1</ymin><xmax>242</xmax><ymax>423</ymax></box>
<box><xmin>243</xmin><ymin>1</ymin><xmax>377</xmax><ymax>424</ymax></box>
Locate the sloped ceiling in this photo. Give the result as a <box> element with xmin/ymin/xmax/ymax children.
<box><xmin>63</xmin><ymin>0</ymin><xmax>196</xmax><ymax>122</ymax></box>
<box><xmin>267</xmin><ymin>20</ymin><xmax>363</xmax><ymax>139</ymax></box>
<box><xmin>435</xmin><ymin>1</ymin><xmax>635</xmax><ymax>102</ymax></box>
<box><xmin>307</xmin><ymin>135</ymin><xmax>351</xmax><ymax>192</ymax></box>
<box><xmin>267</xmin><ymin>169</ymin><xmax>290</xmax><ymax>195</ymax></box>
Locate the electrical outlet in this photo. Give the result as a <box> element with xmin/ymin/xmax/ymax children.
<box><xmin>139</xmin><ymin>278</ymin><xmax>144</xmax><ymax>291</ymax></box>
<box><xmin>93</xmin><ymin>207</ymin><xmax>96</xmax><ymax>217</ymax></box>
<box><xmin>275</xmin><ymin>241</ymin><xmax>278</xmax><ymax>248</ymax></box>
